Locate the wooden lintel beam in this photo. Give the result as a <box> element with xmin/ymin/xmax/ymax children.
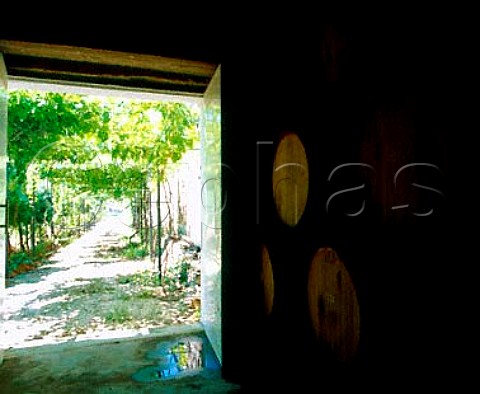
<box><xmin>0</xmin><ymin>40</ymin><xmax>217</xmax><ymax>79</ymax></box>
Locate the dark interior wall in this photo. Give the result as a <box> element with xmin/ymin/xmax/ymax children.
<box><xmin>221</xmin><ymin>18</ymin><xmax>464</xmax><ymax>391</ymax></box>
<box><xmin>0</xmin><ymin>7</ymin><xmax>222</xmax><ymax>65</ymax></box>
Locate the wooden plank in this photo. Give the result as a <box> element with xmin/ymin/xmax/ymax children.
<box><xmin>0</xmin><ymin>40</ymin><xmax>217</xmax><ymax>79</ymax></box>
<box><xmin>7</xmin><ymin>65</ymin><xmax>208</xmax><ymax>93</ymax></box>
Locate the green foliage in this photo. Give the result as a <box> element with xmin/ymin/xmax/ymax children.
<box><xmin>117</xmin><ymin>270</ymin><xmax>161</xmax><ymax>287</ymax></box>
<box><xmin>67</xmin><ymin>279</ymin><xmax>116</xmax><ymax>297</ymax></box>
<box><xmin>120</xmin><ymin>242</ymin><xmax>148</xmax><ymax>260</ymax></box>
<box><xmin>104</xmin><ymin>304</ymin><xmax>132</xmax><ymax>324</ymax></box>
<box><xmin>7</xmin><ymin>240</ymin><xmax>57</xmax><ymax>275</ymax></box>
<box><xmin>7</xmin><ymin>89</ymin><xmax>199</xmax><ymax>273</ymax></box>
<box><xmin>116</xmin><ymin>258</ymin><xmax>197</xmax><ymax>294</ymax></box>
<box><xmin>162</xmin><ymin>258</ymin><xmax>195</xmax><ymax>293</ymax></box>
<box><xmin>7</xmin><ymin>252</ymin><xmax>33</xmax><ymax>274</ymax></box>
<box><xmin>8</xmin><ymin>90</ymin><xmax>198</xmax><ymax>200</ymax></box>
<box><xmin>178</xmin><ymin>224</ymin><xmax>187</xmax><ymax>236</ymax></box>
<box><xmin>31</xmin><ymin>240</ymin><xmax>56</xmax><ymax>261</ymax></box>
<box><xmin>96</xmin><ymin>241</ymin><xmax>148</xmax><ymax>261</ymax></box>
<box><xmin>8</xmin><ymin>90</ymin><xmax>110</xmax><ymax>184</ymax></box>
<box><xmin>7</xmin><ymin>176</ymin><xmax>31</xmax><ymax>228</ymax></box>
<box><xmin>178</xmin><ymin>259</ymin><xmax>191</xmax><ymax>285</ymax></box>
<box><xmin>33</xmin><ymin>189</ymin><xmax>54</xmax><ymax>225</ymax></box>
<box><xmin>131</xmin><ymin>289</ymin><xmax>155</xmax><ymax>299</ymax></box>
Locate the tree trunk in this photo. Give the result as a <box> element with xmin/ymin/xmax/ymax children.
<box><xmin>142</xmin><ymin>185</ymin><xmax>148</xmax><ymax>249</ymax></box>
<box><xmin>50</xmin><ymin>220</ymin><xmax>55</xmax><ymax>240</ymax></box>
<box><xmin>24</xmin><ymin>223</ymin><xmax>30</xmax><ymax>252</ymax></box>
<box><xmin>18</xmin><ymin>224</ymin><xmax>25</xmax><ymax>252</ymax></box>
<box><xmin>148</xmin><ymin>190</ymin><xmax>154</xmax><ymax>257</ymax></box>
<box><xmin>30</xmin><ymin>217</ymin><xmax>35</xmax><ymax>252</ymax></box>
<box><xmin>139</xmin><ymin>187</ymin><xmax>144</xmax><ymax>244</ymax></box>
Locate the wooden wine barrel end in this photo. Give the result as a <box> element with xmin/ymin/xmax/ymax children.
<box><xmin>272</xmin><ymin>132</ymin><xmax>309</xmax><ymax>227</ymax></box>
<box><xmin>307</xmin><ymin>247</ymin><xmax>360</xmax><ymax>362</ymax></box>
<box><xmin>260</xmin><ymin>244</ymin><xmax>275</xmax><ymax>316</ymax></box>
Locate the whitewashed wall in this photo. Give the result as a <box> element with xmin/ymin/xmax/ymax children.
<box><xmin>200</xmin><ymin>66</ymin><xmax>222</xmax><ymax>364</ymax></box>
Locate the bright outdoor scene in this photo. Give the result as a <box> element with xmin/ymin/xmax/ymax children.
<box><xmin>3</xmin><ymin>86</ymin><xmax>203</xmax><ymax>350</ymax></box>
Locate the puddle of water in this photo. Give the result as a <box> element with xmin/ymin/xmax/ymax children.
<box><xmin>132</xmin><ymin>334</ymin><xmax>220</xmax><ymax>383</ymax></box>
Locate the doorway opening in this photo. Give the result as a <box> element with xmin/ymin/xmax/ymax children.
<box><xmin>1</xmin><ymin>69</ymin><xmax>222</xmax><ymax>371</ymax></box>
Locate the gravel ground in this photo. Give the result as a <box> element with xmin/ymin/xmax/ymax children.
<box><xmin>2</xmin><ymin>213</ymin><xmax>201</xmax><ymax>350</ymax></box>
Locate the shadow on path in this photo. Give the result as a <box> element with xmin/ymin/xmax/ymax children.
<box><xmin>2</xmin><ymin>213</ymin><xmax>168</xmax><ymax>350</ymax></box>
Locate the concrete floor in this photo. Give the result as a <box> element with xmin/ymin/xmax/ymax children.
<box><xmin>0</xmin><ymin>323</ymin><xmax>242</xmax><ymax>393</ymax></box>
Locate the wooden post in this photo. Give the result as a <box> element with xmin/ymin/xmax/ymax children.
<box><xmin>157</xmin><ymin>174</ymin><xmax>162</xmax><ymax>281</ymax></box>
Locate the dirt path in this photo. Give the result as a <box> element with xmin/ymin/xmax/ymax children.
<box><xmin>2</xmin><ymin>213</ymin><xmax>201</xmax><ymax>350</ymax></box>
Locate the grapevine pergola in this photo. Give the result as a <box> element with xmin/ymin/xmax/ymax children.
<box><xmin>7</xmin><ymin>89</ymin><xmax>199</xmax><ymax>277</ymax></box>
